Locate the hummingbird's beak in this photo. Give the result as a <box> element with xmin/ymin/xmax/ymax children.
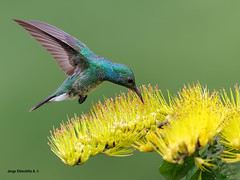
<box><xmin>133</xmin><ymin>86</ymin><xmax>144</xmax><ymax>104</ymax></box>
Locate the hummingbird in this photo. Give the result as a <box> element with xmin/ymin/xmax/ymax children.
<box><xmin>13</xmin><ymin>19</ymin><xmax>143</xmax><ymax>112</ymax></box>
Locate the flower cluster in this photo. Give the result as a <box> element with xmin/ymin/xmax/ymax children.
<box><xmin>48</xmin><ymin>85</ymin><xmax>164</xmax><ymax>166</ymax></box>
<box><xmin>48</xmin><ymin>83</ymin><xmax>240</xmax><ymax>171</ymax></box>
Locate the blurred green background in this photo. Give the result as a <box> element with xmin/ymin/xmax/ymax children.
<box><xmin>1</xmin><ymin>0</ymin><xmax>240</xmax><ymax>179</ymax></box>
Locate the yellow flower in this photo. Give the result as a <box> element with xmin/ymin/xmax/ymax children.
<box><xmin>221</xmin><ymin>151</ymin><xmax>240</xmax><ymax>163</ymax></box>
<box><xmin>48</xmin><ymin>83</ymin><xmax>228</xmax><ymax>168</ymax></box>
<box><xmin>194</xmin><ymin>157</ymin><xmax>215</xmax><ymax>172</ymax></box>
<box><xmin>220</xmin><ymin>85</ymin><xmax>240</xmax><ymax>163</ymax></box>
<box><xmin>48</xmin><ymin>117</ymin><xmax>103</xmax><ymax>167</ymax></box>
<box><xmin>132</xmin><ymin>132</ymin><xmax>157</xmax><ymax>152</ymax></box>
<box><xmin>138</xmin><ymin>84</ymin><xmax>226</xmax><ymax>166</ymax></box>
<box><xmin>48</xmin><ymin>85</ymin><xmax>168</xmax><ymax>166</ymax></box>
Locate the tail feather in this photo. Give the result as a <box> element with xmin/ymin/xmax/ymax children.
<box><xmin>29</xmin><ymin>94</ymin><xmax>56</xmax><ymax>112</ymax></box>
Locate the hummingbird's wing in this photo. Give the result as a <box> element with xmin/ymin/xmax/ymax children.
<box><xmin>13</xmin><ymin>19</ymin><xmax>95</xmax><ymax>76</ymax></box>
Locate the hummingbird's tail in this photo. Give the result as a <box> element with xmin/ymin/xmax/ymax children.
<box><xmin>29</xmin><ymin>94</ymin><xmax>56</xmax><ymax>112</ymax></box>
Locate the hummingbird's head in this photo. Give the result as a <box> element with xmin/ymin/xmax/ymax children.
<box><xmin>108</xmin><ymin>63</ymin><xmax>144</xmax><ymax>103</ymax></box>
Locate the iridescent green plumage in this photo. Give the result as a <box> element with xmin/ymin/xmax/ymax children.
<box><xmin>13</xmin><ymin>19</ymin><xmax>143</xmax><ymax>111</ymax></box>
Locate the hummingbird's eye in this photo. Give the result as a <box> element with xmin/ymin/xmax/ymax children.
<box><xmin>128</xmin><ymin>78</ymin><xmax>133</xmax><ymax>84</ymax></box>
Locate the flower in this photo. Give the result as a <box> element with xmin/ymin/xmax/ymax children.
<box><xmin>48</xmin><ymin>85</ymin><xmax>167</xmax><ymax>166</ymax></box>
<box><xmin>194</xmin><ymin>157</ymin><xmax>215</xmax><ymax>172</ymax></box>
<box><xmin>135</xmin><ymin>84</ymin><xmax>226</xmax><ymax>169</ymax></box>
<box><xmin>220</xmin><ymin>85</ymin><xmax>240</xmax><ymax>163</ymax></box>
<box><xmin>48</xmin><ymin>83</ymin><xmax>230</xmax><ymax>169</ymax></box>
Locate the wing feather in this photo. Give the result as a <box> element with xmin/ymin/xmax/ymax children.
<box><xmin>13</xmin><ymin>19</ymin><xmax>93</xmax><ymax>76</ymax></box>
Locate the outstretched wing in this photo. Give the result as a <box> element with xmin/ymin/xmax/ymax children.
<box><xmin>13</xmin><ymin>19</ymin><xmax>95</xmax><ymax>76</ymax></box>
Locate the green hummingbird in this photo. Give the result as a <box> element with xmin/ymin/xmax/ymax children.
<box><xmin>13</xmin><ymin>19</ymin><xmax>143</xmax><ymax>112</ymax></box>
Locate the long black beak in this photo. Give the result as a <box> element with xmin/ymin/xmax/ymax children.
<box><xmin>133</xmin><ymin>86</ymin><xmax>144</xmax><ymax>104</ymax></box>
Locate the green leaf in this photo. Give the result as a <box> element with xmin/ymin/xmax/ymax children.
<box><xmin>189</xmin><ymin>169</ymin><xmax>201</xmax><ymax>180</ymax></box>
<box><xmin>185</xmin><ymin>164</ymin><xmax>201</xmax><ymax>180</ymax></box>
<box><xmin>159</xmin><ymin>156</ymin><xmax>195</xmax><ymax>180</ymax></box>
<box><xmin>200</xmin><ymin>171</ymin><xmax>216</xmax><ymax>180</ymax></box>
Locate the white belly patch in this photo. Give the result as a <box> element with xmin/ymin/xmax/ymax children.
<box><xmin>50</xmin><ymin>93</ymin><xmax>76</xmax><ymax>102</ymax></box>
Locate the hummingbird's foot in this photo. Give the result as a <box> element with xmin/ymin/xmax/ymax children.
<box><xmin>78</xmin><ymin>95</ymin><xmax>87</xmax><ymax>104</ymax></box>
